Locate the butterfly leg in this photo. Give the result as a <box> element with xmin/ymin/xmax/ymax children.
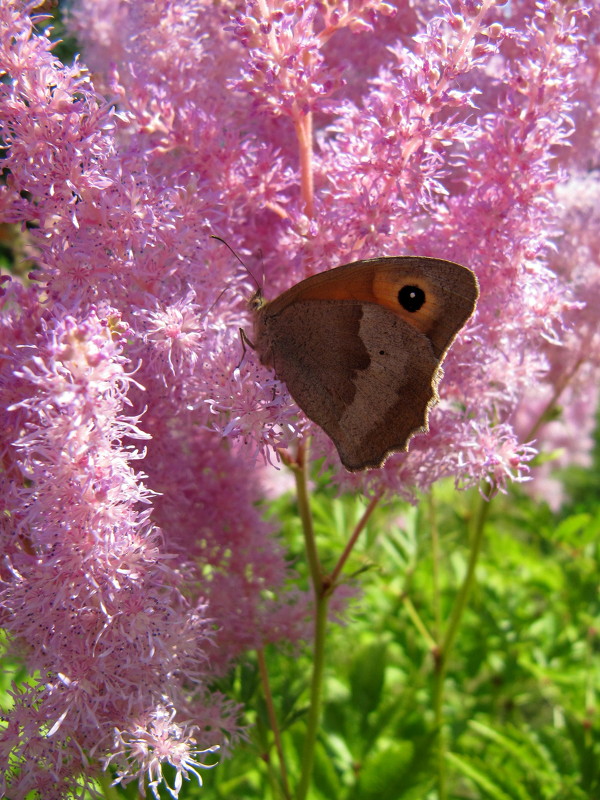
<box><xmin>235</xmin><ymin>327</ymin><xmax>255</xmax><ymax>370</ymax></box>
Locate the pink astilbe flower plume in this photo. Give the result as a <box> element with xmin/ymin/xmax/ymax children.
<box><xmin>1</xmin><ymin>0</ymin><xmax>599</xmax><ymax>796</ymax></box>
<box><xmin>0</xmin><ymin>304</ymin><xmax>226</xmax><ymax>798</ymax></box>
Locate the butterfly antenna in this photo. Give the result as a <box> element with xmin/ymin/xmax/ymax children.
<box><xmin>211</xmin><ymin>235</ymin><xmax>262</xmax><ymax>292</ymax></box>
<box><xmin>205</xmin><ymin>284</ymin><xmax>234</xmax><ymax>317</ymax></box>
<box><xmin>256</xmin><ymin>247</ymin><xmax>266</xmax><ymax>292</ymax></box>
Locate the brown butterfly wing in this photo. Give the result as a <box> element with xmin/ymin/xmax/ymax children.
<box><xmin>257</xmin><ymin>299</ymin><xmax>440</xmax><ymax>470</ymax></box>
<box><xmin>254</xmin><ymin>257</ymin><xmax>478</xmax><ymax>471</ymax></box>
<box><xmin>261</xmin><ymin>257</ymin><xmax>478</xmax><ymax>356</ymax></box>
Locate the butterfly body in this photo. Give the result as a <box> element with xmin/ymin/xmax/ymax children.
<box><xmin>253</xmin><ymin>257</ymin><xmax>478</xmax><ymax>471</ymax></box>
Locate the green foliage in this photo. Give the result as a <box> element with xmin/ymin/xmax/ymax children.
<box><xmin>191</xmin><ymin>454</ymin><xmax>600</xmax><ymax>800</ymax></box>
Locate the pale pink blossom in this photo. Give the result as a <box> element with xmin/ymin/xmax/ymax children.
<box><xmin>1</xmin><ymin>0</ymin><xmax>598</xmax><ymax>797</ymax></box>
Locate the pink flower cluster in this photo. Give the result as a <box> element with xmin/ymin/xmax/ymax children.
<box><xmin>0</xmin><ymin>0</ymin><xmax>598</xmax><ymax>796</ymax></box>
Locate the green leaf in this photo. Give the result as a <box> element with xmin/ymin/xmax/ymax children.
<box><xmin>354</xmin><ymin>740</ymin><xmax>416</xmax><ymax>800</ymax></box>
<box><xmin>446</xmin><ymin>751</ymin><xmax>514</xmax><ymax>800</ymax></box>
<box><xmin>349</xmin><ymin>640</ymin><xmax>387</xmax><ymax>717</ymax></box>
<box><xmin>551</xmin><ymin>511</ymin><xmax>600</xmax><ymax>547</ymax></box>
<box><xmin>313</xmin><ymin>738</ymin><xmax>343</xmax><ymax>799</ymax></box>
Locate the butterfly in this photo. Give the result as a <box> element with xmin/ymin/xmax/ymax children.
<box><xmin>250</xmin><ymin>256</ymin><xmax>478</xmax><ymax>471</ymax></box>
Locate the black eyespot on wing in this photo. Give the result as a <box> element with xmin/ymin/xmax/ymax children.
<box><xmin>398</xmin><ymin>284</ymin><xmax>425</xmax><ymax>312</ymax></box>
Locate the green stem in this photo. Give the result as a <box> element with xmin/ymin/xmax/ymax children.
<box><xmin>525</xmin><ymin>355</ymin><xmax>584</xmax><ymax>442</ymax></box>
<box><xmin>433</xmin><ymin>487</ymin><xmax>491</xmax><ymax>800</ymax></box>
<box><xmin>428</xmin><ymin>490</ymin><xmax>446</xmax><ymax>800</ymax></box>
<box><xmin>429</xmin><ymin>491</ymin><xmax>442</xmax><ymax>640</ymax></box>
<box><xmin>433</xmin><ymin>662</ymin><xmax>447</xmax><ymax>800</ymax></box>
<box><xmin>292</xmin><ymin>441</ymin><xmax>329</xmax><ymax>800</ymax></box>
<box><xmin>329</xmin><ymin>491</ymin><xmax>382</xmax><ymax>588</ymax></box>
<box><xmin>257</xmin><ymin>646</ymin><xmax>292</xmax><ymax>800</ymax></box>
<box><xmin>296</xmin><ymin>592</ymin><xmax>329</xmax><ymax>800</ymax></box>
<box><xmin>294</xmin><ymin>441</ymin><xmax>322</xmax><ymax>593</ymax></box>
<box><xmin>442</xmin><ymin>489</ymin><xmax>490</xmax><ymax>658</ymax></box>
<box><xmin>402</xmin><ymin>593</ymin><xmax>437</xmax><ymax>651</ymax></box>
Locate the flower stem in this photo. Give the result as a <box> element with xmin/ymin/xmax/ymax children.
<box><xmin>525</xmin><ymin>355</ymin><xmax>584</xmax><ymax>442</ymax></box>
<box><xmin>432</xmin><ymin>487</ymin><xmax>491</xmax><ymax>800</ymax></box>
<box><xmin>442</xmin><ymin>489</ymin><xmax>491</xmax><ymax>657</ymax></box>
<box><xmin>294</xmin><ymin>112</ymin><xmax>314</xmax><ymax>218</ymax></box>
<box><xmin>402</xmin><ymin>593</ymin><xmax>437</xmax><ymax>651</ymax></box>
<box><xmin>296</xmin><ymin>589</ymin><xmax>329</xmax><ymax>800</ymax></box>
<box><xmin>294</xmin><ymin>440</ymin><xmax>322</xmax><ymax>592</ymax></box>
<box><xmin>291</xmin><ymin>440</ymin><xmax>328</xmax><ymax>800</ymax></box>
<box><xmin>257</xmin><ymin>646</ymin><xmax>292</xmax><ymax>800</ymax></box>
<box><xmin>329</xmin><ymin>490</ymin><xmax>382</xmax><ymax>588</ymax></box>
<box><xmin>429</xmin><ymin>491</ymin><xmax>442</xmax><ymax>639</ymax></box>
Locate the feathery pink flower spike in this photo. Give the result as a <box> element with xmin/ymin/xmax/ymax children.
<box><xmin>1</xmin><ymin>0</ymin><xmax>598</xmax><ymax>796</ymax></box>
